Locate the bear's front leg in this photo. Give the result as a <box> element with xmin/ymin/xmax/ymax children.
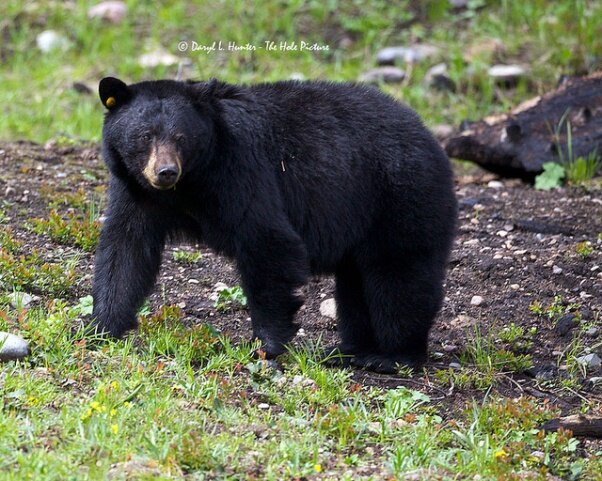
<box><xmin>236</xmin><ymin>226</ymin><xmax>309</xmax><ymax>357</ymax></box>
<box><xmin>90</xmin><ymin>180</ymin><xmax>168</xmax><ymax>338</ymax></box>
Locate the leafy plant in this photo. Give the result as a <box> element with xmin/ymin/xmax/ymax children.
<box><xmin>30</xmin><ymin>208</ymin><xmax>100</xmax><ymax>251</ymax></box>
<box><xmin>535</xmin><ymin>162</ymin><xmax>565</xmax><ymax>190</ymax></box>
<box><xmin>214</xmin><ymin>285</ymin><xmax>248</xmax><ymax>312</ymax></box>
<box><xmin>575</xmin><ymin>241</ymin><xmax>594</xmax><ymax>258</ymax></box>
<box><xmin>172</xmin><ymin>249</ymin><xmax>202</xmax><ymax>264</ymax></box>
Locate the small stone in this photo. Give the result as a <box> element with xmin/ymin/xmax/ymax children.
<box><xmin>8</xmin><ymin>292</ymin><xmax>33</xmax><ymax>309</ymax></box>
<box><xmin>358</xmin><ymin>67</ymin><xmax>406</xmax><ymax>84</ymax></box>
<box><xmin>36</xmin><ymin>30</ymin><xmax>70</xmax><ymax>53</ymax></box>
<box><xmin>587</xmin><ymin>377</ymin><xmax>602</xmax><ymax>387</ymax></box>
<box><xmin>555</xmin><ymin>313</ymin><xmax>577</xmax><ymax>337</ymax></box>
<box><xmin>470</xmin><ymin>295</ymin><xmax>484</xmax><ymax>306</ymax></box>
<box><xmin>552</xmin><ymin>265</ymin><xmax>563</xmax><ymax>274</ymax></box>
<box><xmin>139</xmin><ymin>49</ymin><xmax>187</xmax><ymax>68</ymax></box>
<box><xmin>449</xmin><ymin>362</ymin><xmax>461</xmax><ymax>369</ymax></box>
<box><xmin>530</xmin><ymin>451</ymin><xmax>545</xmax><ymax>462</ymax></box>
<box><xmin>88</xmin><ymin>1</ymin><xmax>128</xmax><ymax>24</ymax></box>
<box><xmin>487</xmin><ymin>180</ymin><xmax>504</xmax><ymax>189</ymax></box>
<box><xmin>443</xmin><ymin>344</ymin><xmax>458</xmax><ymax>353</ymax></box>
<box><xmin>510</xmin><ymin>284</ymin><xmax>519</xmax><ymax>290</ymax></box>
<box><xmin>424</xmin><ymin>63</ymin><xmax>456</xmax><ymax>92</ymax></box>
<box><xmin>319</xmin><ymin>298</ymin><xmax>337</xmax><ymax>319</ymax></box>
<box><xmin>585</xmin><ymin>327</ymin><xmax>599</xmax><ymax>338</ymax></box>
<box><xmin>376</xmin><ymin>44</ymin><xmax>439</xmax><ymax>65</ymax></box>
<box><xmin>4</xmin><ymin>186</ymin><xmax>16</xmax><ymax>197</ymax></box>
<box><xmin>213</xmin><ymin>282</ymin><xmax>228</xmax><ymax>292</ymax></box>
<box><xmin>72</xmin><ymin>82</ymin><xmax>94</xmax><ymax>95</ymax></box>
<box><xmin>431</xmin><ymin>124</ymin><xmax>455</xmax><ymax>141</ymax></box>
<box><xmin>488</xmin><ymin>64</ymin><xmax>527</xmax><ymax>84</ymax></box>
<box><xmin>497</xmin><ymin>230</ymin><xmax>508</xmax><ymax>237</ymax></box>
<box><xmin>577</xmin><ymin>353</ymin><xmax>601</xmax><ymax>368</ymax></box>
<box><xmin>187</xmin><ymin>278</ymin><xmax>200</xmax><ymax>284</ymax></box>
<box><xmin>257</xmin><ymin>403</ymin><xmax>270</xmax><ymax>410</ymax></box>
<box><xmin>525</xmin><ymin>364</ymin><xmax>556</xmax><ymax>381</ymax></box>
<box><xmin>0</xmin><ymin>332</ymin><xmax>30</xmax><ymax>361</ymax></box>
<box><xmin>431</xmin><ymin>351</ymin><xmax>444</xmax><ymax>359</ymax></box>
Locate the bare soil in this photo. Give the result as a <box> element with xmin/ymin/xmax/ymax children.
<box><xmin>1</xmin><ymin>141</ymin><xmax>601</xmax><ymax>422</ymax></box>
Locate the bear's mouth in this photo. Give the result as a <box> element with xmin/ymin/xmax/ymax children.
<box><xmin>142</xmin><ymin>141</ymin><xmax>182</xmax><ymax>190</ymax></box>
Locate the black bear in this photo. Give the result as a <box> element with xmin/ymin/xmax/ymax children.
<box><xmin>91</xmin><ymin>76</ymin><xmax>457</xmax><ymax>373</ymax></box>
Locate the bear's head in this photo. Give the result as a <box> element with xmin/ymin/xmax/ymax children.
<box><xmin>99</xmin><ymin>77</ymin><xmax>219</xmax><ymax>191</ymax></box>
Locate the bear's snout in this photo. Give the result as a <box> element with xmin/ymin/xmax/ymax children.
<box><xmin>142</xmin><ymin>141</ymin><xmax>182</xmax><ymax>190</ymax></box>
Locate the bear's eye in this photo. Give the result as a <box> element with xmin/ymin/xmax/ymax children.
<box><xmin>141</xmin><ymin>133</ymin><xmax>152</xmax><ymax>142</ymax></box>
<box><xmin>174</xmin><ymin>133</ymin><xmax>186</xmax><ymax>144</ymax></box>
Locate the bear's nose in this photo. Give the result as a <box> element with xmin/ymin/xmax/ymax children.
<box><xmin>156</xmin><ymin>166</ymin><xmax>179</xmax><ymax>186</ymax></box>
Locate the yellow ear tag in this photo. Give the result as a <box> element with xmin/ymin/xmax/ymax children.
<box><xmin>106</xmin><ymin>96</ymin><xmax>117</xmax><ymax>108</ymax></box>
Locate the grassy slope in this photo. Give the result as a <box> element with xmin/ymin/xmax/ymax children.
<box><xmin>1</xmin><ymin>0</ymin><xmax>601</xmax><ymax>142</ymax></box>
<box><xmin>1</xmin><ymin>1</ymin><xmax>602</xmax><ymax>480</ymax></box>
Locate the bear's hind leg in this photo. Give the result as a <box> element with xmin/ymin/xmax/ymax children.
<box><xmin>356</xmin><ymin>254</ymin><xmax>446</xmax><ymax>373</ymax></box>
<box><xmin>326</xmin><ymin>259</ymin><xmax>376</xmax><ymax>366</ymax></box>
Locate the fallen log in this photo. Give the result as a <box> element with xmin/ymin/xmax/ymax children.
<box><xmin>541</xmin><ymin>415</ymin><xmax>602</xmax><ymax>438</ymax></box>
<box><xmin>443</xmin><ymin>72</ymin><xmax>602</xmax><ymax>179</ymax></box>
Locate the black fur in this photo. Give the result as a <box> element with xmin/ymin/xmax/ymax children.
<box><xmin>91</xmin><ymin>77</ymin><xmax>457</xmax><ymax>373</ymax></box>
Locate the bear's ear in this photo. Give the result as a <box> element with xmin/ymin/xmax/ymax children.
<box><xmin>99</xmin><ymin>77</ymin><xmax>131</xmax><ymax>110</ymax></box>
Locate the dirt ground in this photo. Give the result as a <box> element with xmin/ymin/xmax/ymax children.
<box><xmin>1</xmin><ymin>141</ymin><xmax>601</xmax><ymax>422</ymax></box>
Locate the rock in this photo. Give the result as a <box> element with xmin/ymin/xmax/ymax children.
<box><xmin>443</xmin><ymin>344</ymin><xmax>458</xmax><ymax>353</ymax></box>
<box><xmin>470</xmin><ymin>295</ymin><xmax>484</xmax><ymax>306</ymax></box>
<box><xmin>319</xmin><ymin>298</ymin><xmax>337</xmax><ymax>319</ymax></box>
<box><xmin>488</xmin><ymin>64</ymin><xmax>527</xmax><ymax>85</ymax></box>
<box><xmin>577</xmin><ymin>353</ymin><xmax>601</xmax><ymax>368</ymax></box>
<box><xmin>139</xmin><ymin>49</ymin><xmax>187</xmax><ymax>68</ymax></box>
<box><xmin>525</xmin><ymin>364</ymin><xmax>557</xmax><ymax>381</ymax></box>
<box><xmin>458</xmin><ymin>197</ymin><xmax>480</xmax><ymax>209</ymax></box>
<box><xmin>0</xmin><ymin>332</ymin><xmax>30</xmax><ymax>361</ymax></box>
<box><xmin>257</xmin><ymin>402</ymin><xmax>270</xmax><ymax>410</ymax></box>
<box><xmin>107</xmin><ymin>458</ymin><xmax>166</xmax><ymax>480</ymax></box>
<box><xmin>587</xmin><ymin>377</ymin><xmax>602</xmax><ymax>388</ymax></box>
<box><xmin>529</xmin><ymin>450</ymin><xmax>545</xmax><ymax>462</ymax></box>
<box><xmin>487</xmin><ymin>180</ymin><xmax>504</xmax><ymax>189</ymax></box>
<box><xmin>555</xmin><ymin>313</ymin><xmax>577</xmax><ymax>337</ymax></box>
<box><xmin>8</xmin><ymin>292</ymin><xmax>33</xmax><ymax>309</ymax></box>
<box><xmin>552</xmin><ymin>265</ymin><xmax>563</xmax><ymax>274</ymax></box>
<box><xmin>585</xmin><ymin>327</ymin><xmax>599</xmax><ymax>338</ymax></box>
<box><xmin>88</xmin><ymin>1</ymin><xmax>127</xmax><ymax>24</ymax></box>
<box><xmin>424</xmin><ymin>63</ymin><xmax>456</xmax><ymax>92</ymax></box>
<box><xmin>376</xmin><ymin>44</ymin><xmax>439</xmax><ymax>65</ymax></box>
<box><xmin>449</xmin><ymin>362</ymin><xmax>461</xmax><ymax>369</ymax></box>
<box><xmin>72</xmin><ymin>82</ymin><xmax>94</xmax><ymax>95</ymax></box>
<box><xmin>431</xmin><ymin>124</ymin><xmax>455</xmax><ymax>141</ymax></box>
<box><xmin>292</xmin><ymin>375</ymin><xmax>316</xmax><ymax>388</ymax></box>
<box><xmin>358</xmin><ymin>67</ymin><xmax>406</xmax><ymax>84</ymax></box>
<box><xmin>36</xmin><ymin>30</ymin><xmax>69</xmax><ymax>53</ymax></box>
<box><xmin>451</xmin><ymin>315</ymin><xmax>473</xmax><ymax>328</ymax></box>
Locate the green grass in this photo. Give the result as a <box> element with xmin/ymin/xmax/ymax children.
<box><xmin>2</xmin><ymin>0</ymin><xmax>602</xmax><ymax>143</ymax></box>
<box><xmin>1</xmin><ymin>299</ymin><xmax>600</xmax><ymax>480</ymax></box>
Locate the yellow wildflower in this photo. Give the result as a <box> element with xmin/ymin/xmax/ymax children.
<box><xmin>111</xmin><ymin>424</ymin><xmax>119</xmax><ymax>434</ymax></box>
<box><xmin>494</xmin><ymin>449</ymin><xmax>507</xmax><ymax>459</ymax></box>
<box><xmin>314</xmin><ymin>464</ymin><xmax>322</xmax><ymax>473</ymax></box>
